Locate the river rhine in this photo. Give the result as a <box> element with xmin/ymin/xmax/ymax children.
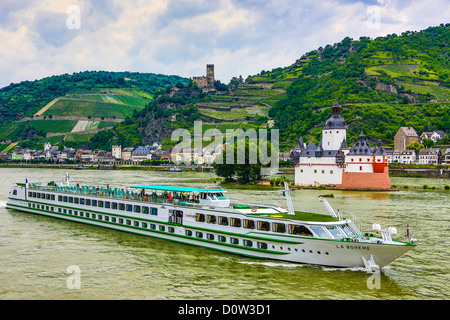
<box><xmin>0</xmin><ymin>168</ymin><xmax>448</xmax><ymax>300</ymax></box>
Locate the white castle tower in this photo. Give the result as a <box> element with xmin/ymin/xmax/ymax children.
<box><xmin>322</xmin><ymin>102</ymin><xmax>347</xmax><ymax>151</ymax></box>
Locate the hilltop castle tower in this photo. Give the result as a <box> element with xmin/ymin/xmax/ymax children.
<box><xmin>193</xmin><ymin>64</ymin><xmax>216</xmax><ymax>92</ymax></box>
<box><xmin>206</xmin><ymin>64</ymin><xmax>215</xmax><ymax>88</ymax></box>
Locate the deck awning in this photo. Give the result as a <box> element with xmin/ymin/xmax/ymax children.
<box><xmin>130</xmin><ymin>185</ymin><xmax>226</xmax><ymax>193</ymax></box>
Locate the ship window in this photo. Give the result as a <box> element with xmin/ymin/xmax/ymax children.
<box><xmin>196</xmin><ymin>213</ymin><xmax>205</xmax><ymax>222</ymax></box>
<box><xmin>111</xmin><ymin>217</ymin><xmax>116</xmax><ymax>223</ymax></box>
<box><xmin>118</xmin><ymin>218</ymin><xmax>123</xmax><ymax>224</ymax></box>
<box><xmin>80</xmin><ymin>198</ymin><xmax>85</xmax><ymax>205</ymax></box>
<box><xmin>104</xmin><ymin>216</ymin><xmax>109</xmax><ymax>222</ymax></box>
<box><xmin>142</xmin><ymin>222</ymin><xmax>147</xmax><ymax>228</ymax></box>
<box><xmin>142</xmin><ymin>207</ymin><xmax>149</xmax><ymax>214</ymax></box>
<box><xmin>342</xmin><ymin>224</ymin><xmax>356</xmax><ymax>237</ymax></box>
<box><xmin>289</xmin><ymin>225</ymin><xmax>313</xmax><ymax>237</ymax></box>
<box><xmin>74</xmin><ymin>197</ymin><xmax>78</xmax><ymax>204</ymax></box>
<box><xmin>92</xmin><ymin>214</ymin><xmax>96</xmax><ymax>219</ymax></box>
<box><xmin>69</xmin><ymin>197</ymin><xmax>73</xmax><ymax>203</ymax></box>
<box><xmin>134</xmin><ymin>221</ymin><xmax>139</xmax><ymax>227</ymax></box>
<box><xmin>98</xmin><ymin>201</ymin><xmax>104</xmax><ymax>208</ymax></box>
<box><xmin>112</xmin><ymin>202</ymin><xmax>117</xmax><ymax>210</ymax></box>
<box><xmin>196</xmin><ymin>232</ymin><xmax>203</xmax><ymax>238</ymax></box>
<box><xmin>92</xmin><ymin>200</ymin><xmax>97</xmax><ymax>206</ymax></box>
<box><xmin>257</xmin><ymin>242</ymin><xmax>268</xmax><ymax>250</ymax></box>
<box><xmin>98</xmin><ymin>215</ymin><xmax>102</xmax><ymax>220</ymax></box>
<box><xmin>13</xmin><ymin>190</ymin><xmax>17</xmax><ymax>196</ymax></box>
<box><xmin>326</xmin><ymin>226</ymin><xmax>345</xmax><ymax>238</ymax></box>
<box><xmin>134</xmin><ymin>205</ymin><xmax>140</xmax><ymax>213</ymax></box>
<box><xmin>68</xmin><ymin>209</ymin><xmax>72</xmax><ymax>214</ymax></box>
<box><xmin>119</xmin><ymin>203</ymin><xmax>125</xmax><ymax>210</ymax></box>
<box><xmin>186</xmin><ymin>230</ymin><xmax>193</xmax><ymax>236</ymax></box>
<box><xmin>126</xmin><ymin>219</ymin><xmax>131</xmax><ymax>225</ymax></box>
<box><xmin>168</xmin><ymin>227</ymin><xmax>175</xmax><ymax>233</ymax></box>
<box><xmin>85</xmin><ymin>213</ymin><xmax>89</xmax><ymax>218</ymax></box>
<box><xmin>126</xmin><ymin>204</ymin><xmax>132</xmax><ymax>212</ymax></box>
<box><xmin>86</xmin><ymin>199</ymin><xmax>91</xmax><ymax>205</ymax></box>
<box><xmin>159</xmin><ymin>225</ymin><xmax>165</xmax><ymax>232</ymax></box>
<box><xmin>207</xmin><ymin>215</ymin><xmax>216</xmax><ymax>224</ymax></box>
<box><xmin>46</xmin><ymin>194</ymin><xmax>50</xmax><ymax>200</ymax></box>
<box><xmin>272</xmin><ymin>223</ymin><xmax>286</xmax><ymax>233</ymax></box>
<box><xmin>257</xmin><ymin>221</ymin><xmax>270</xmax><ymax>231</ymax></box>
<box><xmin>244</xmin><ymin>220</ymin><xmax>255</xmax><ymax>229</ymax></box>
<box><xmin>63</xmin><ymin>209</ymin><xmax>67</xmax><ymax>214</ymax></box>
<box><xmin>218</xmin><ymin>235</ymin><xmax>226</xmax><ymax>243</ymax></box>
<box><xmin>58</xmin><ymin>208</ymin><xmax>61</xmax><ymax>213</ymax></box>
<box><xmin>33</xmin><ymin>192</ymin><xmax>37</xmax><ymax>198</ymax></box>
<box><xmin>28</xmin><ymin>192</ymin><xmax>32</xmax><ymax>197</ymax></box>
<box><xmin>230</xmin><ymin>238</ymin><xmax>239</xmax><ymax>245</ymax></box>
<box><xmin>243</xmin><ymin>240</ymin><xmax>253</xmax><ymax>247</ymax></box>
<box><xmin>207</xmin><ymin>234</ymin><xmax>214</xmax><ymax>241</ymax></box>
<box><xmin>63</xmin><ymin>196</ymin><xmax>68</xmax><ymax>202</ymax></box>
<box><xmin>309</xmin><ymin>226</ymin><xmax>330</xmax><ymax>238</ymax></box>
<box><xmin>218</xmin><ymin>216</ymin><xmax>228</xmax><ymax>226</ymax></box>
<box><xmin>28</xmin><ymin>203</ymin><xmax>31</xmax><ymax>208</ymax></box>
<box><xmin>105</xmin><ymin>202</ymin><xmax>110</xmax><ymax>209</ymax></box>
<box><xmin>231</xmin><ymin>218</ymin><xmax>241</xmax><ymax>228</ymax></box>
<box><xmin>151</xmin><ymin>207</ymin><xmax>158</xmax><ymax>215</ymax></box>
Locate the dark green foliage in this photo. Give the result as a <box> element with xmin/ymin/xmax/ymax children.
<box><xmin>0</xmin><ymin>71</ymin><xmax>188</xmax><ymax>121</ymax></box>
<box><xmin>266</xmin><ymin>24</ymin><xmax>450</xmax><ymax>150</ymax></box>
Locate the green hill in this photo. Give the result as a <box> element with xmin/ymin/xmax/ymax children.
<box><xmin>1</xmin><ymin>25</ymin><xmax>449</xmax><ymax>153</ymax></box>
<box><xmin>0</xmin><ymin>71</ymin><xmax>188</xmax><ymax>150</ymax></box>
<box><xmin>262</xmin><ymin>24</ymin><xmax>450</xmax><ymax>150</ymax></box>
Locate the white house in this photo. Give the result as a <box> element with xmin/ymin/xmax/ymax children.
<box><xmin>418</xmin><ymin>148</ymin><xmax>442</xmax><ymax>165</ymax></box>
<box><xmin>387</xmin><ymin>149</ymin><xmax>416</xmax><ymax>164</ymax></box>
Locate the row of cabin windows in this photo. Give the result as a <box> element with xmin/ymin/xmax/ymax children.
<box><xmin>28</xmin><ymin>192</ymin><xmax>158</xmax><ymax>215</ymax></box>
<box><xmin>185</xmin><ymin>229</ymin><xmax>267</xmax><ymax>249</ymax></box>
<box><xmin>29</xmin><ymin>203</ymin><xmax>314</xmax><ymax>252</ymax></box>
<box><xmin>28</xmin><ymin>192</ymin><xmax>55</xmax><ymax>201</ymax></box>
<box><xmin>29</xmin><ymin>202</ymin><xmax>165</xmax><ymax>231</ymax></box>
<box><xmin>32</xmin><ymin>202</ymin><xmax>266</xmax><ymax>249</ymax></box>
<box><xmin>195</xmin><ymin>213</ymin><xmax>313</xmax><ymax>236</ymax></box>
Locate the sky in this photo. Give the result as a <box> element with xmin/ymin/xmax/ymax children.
<box><xmin>0</xmin><ymin>0</ymin><xmax>448</xmax><ymax>87</ymax></box>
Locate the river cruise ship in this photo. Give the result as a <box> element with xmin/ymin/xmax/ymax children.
<box><xmin>6</xmin><ymin>178</ymin><xmax>416</xmax><ymax>270</ymax></box>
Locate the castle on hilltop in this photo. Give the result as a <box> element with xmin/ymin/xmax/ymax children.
<box><xmin>292</xmin><ymin>102</ymin><xmax>391</xmax><ymax>190</ymax></box>
<box><xmin>193</xmin><ymin>64</ymin><xmax>216</xmax><ymax>92</ymax></box>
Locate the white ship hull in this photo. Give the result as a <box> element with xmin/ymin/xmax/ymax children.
<box><xmin>6</xmin><ymin>182</ymin><xmax>415</xmax><ymax>269</ymax></box>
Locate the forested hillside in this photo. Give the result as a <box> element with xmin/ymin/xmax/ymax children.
<box><xmin>1</xmin><ymin>25</ymin><xmax>448</xmax><ymax>153</ymax></box>
<box><xmin>0</xmin><ymin>71</ymin><xmax>187</xmax><ymax>120</ymax></box>
<box><xmin>260</xmin><ymin>24</ymin><xmax>449</xmax><ymax>150</ymax></box>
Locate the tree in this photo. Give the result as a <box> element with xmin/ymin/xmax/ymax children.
<box><xmin>213</xmin><ymin>138</ymin><xmax>273</xmax><ymax>183</ymax></box>
<box><xmin>406</xmin><ymin>141</ymin><xmax>424</xmax><ymax>155</ymax></box>
<box><xmin>421</xmin><ymin>139</ymin><xmax>434</xmax><ymax>148</ymax></box>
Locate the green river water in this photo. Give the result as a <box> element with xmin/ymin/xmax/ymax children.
<box><xmin>0</xmin><ymin>168</ymin><xmax>448</xmax><ymax>300</ymax></box>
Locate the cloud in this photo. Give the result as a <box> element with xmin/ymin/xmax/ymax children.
<box><xmin>0</xmin><ymin>0</ymin><xmax>448</xmax><ymax>87</ymax></box>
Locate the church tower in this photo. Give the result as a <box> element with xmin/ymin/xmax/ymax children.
<box><xmin>322</xmin><ymin>102</ymin><xmax>347</xmax><ymax>151</ymax></box>
<box><xmin>44</xmin><ymin>139</ymin><xmax>51</xmax><ymax>152</ymax></box>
